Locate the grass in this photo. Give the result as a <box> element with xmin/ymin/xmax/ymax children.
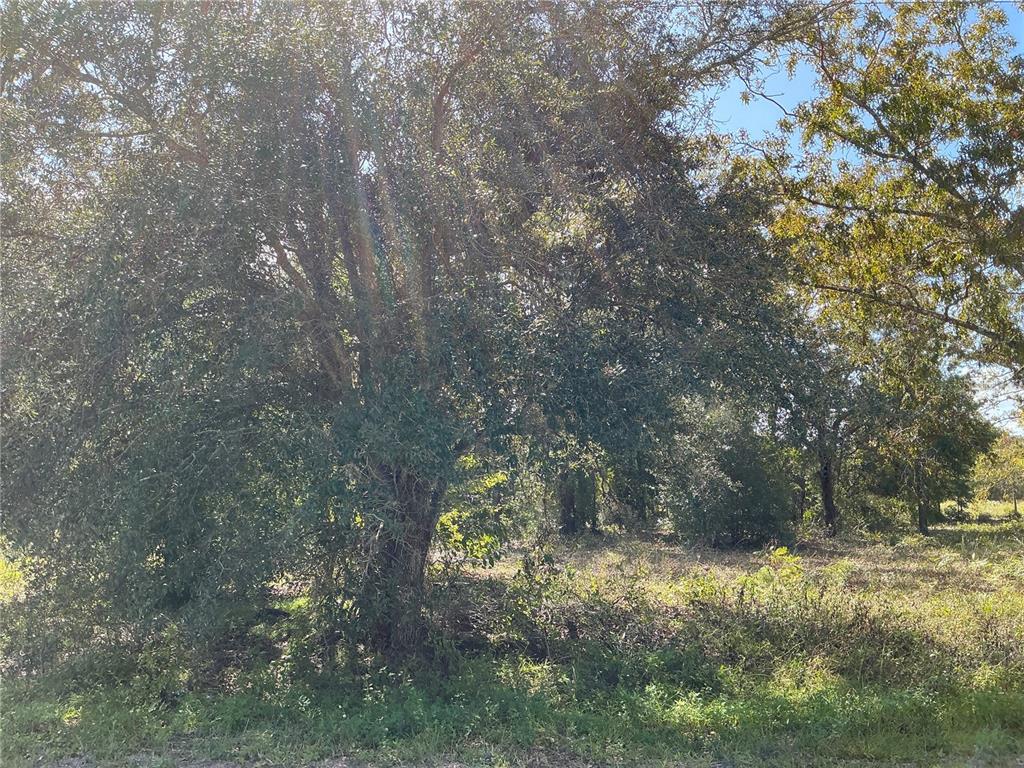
<box><xmin>3</xmin><ymin>511</ymin><xmax>1024</xmax><ymax>767</ymax></box>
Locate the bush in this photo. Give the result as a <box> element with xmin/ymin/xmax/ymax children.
<box><xmin>660</xmin><ymin>401</ymin><xmax>796</xmax><ymax>546</ymax></box>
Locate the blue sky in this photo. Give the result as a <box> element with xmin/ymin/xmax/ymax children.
<box><xmin>710</xmin><ymin>58</ymin><xmax>816</xmax><ymax>142</ymax></box>
<box><xmin>710</xmin><ymin>2</ymin><xmax>1024</xmax><ymax>142</ymax></box>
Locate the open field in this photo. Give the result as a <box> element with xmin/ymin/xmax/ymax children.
<box><xmin>4</xmin><ymin>512</ymin><xmax>1023</xmax><ymax>768</ymax></box>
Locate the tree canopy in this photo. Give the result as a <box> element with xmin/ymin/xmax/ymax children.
<box><xmin>744</xmin><ymin>1</ymin><xmax>1024</xmax><ymax>376</ymax></box>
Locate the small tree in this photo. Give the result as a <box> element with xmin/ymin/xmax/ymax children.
<box><xmin>772</xmin><ymin>324</ymin><xmax>890</xmax><ymax>536</ymax></box>
<box><xmin>975</xmin><ymin>433</ymin><xmax>1024</xmax><ymax>517</ymax></box>
<box><xmin>880</xmin><ymin>362</ymin><xmax>998</xmax><ymax>534</ymax></box>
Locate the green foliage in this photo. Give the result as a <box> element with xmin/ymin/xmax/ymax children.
<box><xmin>875</xmin><ymin>366</ymin><xmax>999</xmax><ymax>532</ymax></box>
<box><xmin>771</xmin><ymin>0</ymin><xmax>1024</xmax><ymax>372</ymax></box>
<box><xmin>555</xmin><ymin>467</ymin><xmax>599</xmax><ymax>536</ymax></box>
<box><xmin>975</xmin><ymin>433</ymin><xmax>1024</xmax><ymax>514</ymax></box>
<box><xmin>1</xmin><ymin>0</ymin><xmax>808</xmax><ymax>656</ymax></box>
<box><xmin>606</xmin><ymin>454</ymin><xmax>658</xmax><ymax>526</ymax></box>
<box><xmin>434</xmin><ymin>454</ymin><xmax>513</xmax><ymax>571</ymax></box>
<box><xmin>1</xmin><ymin>4</ymin><xmax>1021</xmax><ymax>765</ymax></box>
<box><xmin>660</xmin><ymin>401</ymin><xmax>797</xmax><ymax>546</ymax></box>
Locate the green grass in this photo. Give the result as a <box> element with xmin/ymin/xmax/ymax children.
<box><xmin>4</xmin><ymin>517</ymin><xmax>1024</xmax><ymax>767</ymax></box>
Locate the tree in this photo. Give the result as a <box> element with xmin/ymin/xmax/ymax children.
<box><xmin>766</xmin><ymin>0</ymin><xmax>1024</xmax><ymax>377</ymax></box>
<box><xmin>659</xmin><ymin>398</ymin><xmax>797</xmax><ymax>547</ymax></box>
<box><xmin>876</xmin><ymin>350</ymin><xmax>998</xmax><ymax>534</ymax></box>
<box><xmin>2</xmin><ymin>0</ymin><xmax>822</xmax><ymax>656</ymax></box>
<box><xmin>775</xmin><ymin>328</ymin><xmax>888</xmax><ymax>535</ymax></box>
<box><xmin>975</xmin><ymin>433</ymin><xmax>1024</xmax><ymax>516</ymax></box>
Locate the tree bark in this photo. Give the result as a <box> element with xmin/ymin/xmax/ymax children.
<box><xmin>914</xmin><ymin>461</ymin><xmax>930</xmax><ymax>535</ymax></box>
<box><xmin>797</xmin><ymin>475</ymin><xmax>808</xmax><ymax>523</ymax></box>
<box><xmin>819</xmin><ymin>453</ymin><xmax>839</xmax><ymax>536</ymax></box>
<box><xmin>359</xmin><ymin>467</ymin><xmax>446</xmax><ymax>656</ymax></box>
<box><xmin>558</xmin><ymin>468</ymin><xmax>598</xmax><ymax>535</ymax></box>
<box><xmin>558</xmin><ymin>470</ymin><xmax>580</xmax><ymax>535</ymax></box>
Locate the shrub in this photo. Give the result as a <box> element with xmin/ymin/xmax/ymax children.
<box><xmin>660</xmin><ymin>402</ymin><xmax>796</xmax><ymax>546</ymax></box>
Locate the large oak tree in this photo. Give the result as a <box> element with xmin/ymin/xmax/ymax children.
<box><xmin>2</xmin><ymin>0</ymin><xmax>825</xmax><ymax>654</ymax></box>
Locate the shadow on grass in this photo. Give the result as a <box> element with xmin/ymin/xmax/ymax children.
<box><xmin>6</xmin><ymin>650</ymin><xmax>1023</xmax><ymax>767</ymax></box>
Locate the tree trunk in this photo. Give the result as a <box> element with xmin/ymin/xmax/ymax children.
<box><xmin>558</xmin><ymin>469</ymin><xmax>597</xmax><ymax>535</ymax></box>
<box><xmin>796</xmin><ymin>475</ymin><xmax>807</xmax><ymax>523</ymax></box>
<box><xmin>819</xmin><ymin>454</ymin><xmax>839</xmax><ymax>536</ymax></box>
<box><xmin>914</xmin><ymin>461</ymin><xmax>930</xmax><ymax>535</ymax></box>
<box><xmin>610</xmin><ymin>461</ymin><xmax>656</xmax><ymax>525</ymax></box>
<box><xmin>558</xmin><ymin>470</ymin><xmax>580</xmax><ymax>535</ymax></box>
<box><xmin>359</xmin><ymin>467</ymin><xmax>446</xmax><ymax>657</ymax></box>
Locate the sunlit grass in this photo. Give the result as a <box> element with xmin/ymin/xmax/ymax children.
<box><xmin>4</xmin><ymin>519</ymin><xmax>1024</xmax><ymax>767</ymax></box>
